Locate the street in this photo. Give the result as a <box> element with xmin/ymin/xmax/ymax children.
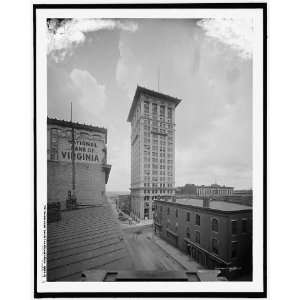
<box><xmin>122</xmin><ymin>227</ymin><xmax>185</xmax><ymax>271</ymax></box>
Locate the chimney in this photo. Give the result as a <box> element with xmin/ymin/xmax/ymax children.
<box><xmin>203</xmin><ymin>197</ymin><xmax>210</xmax><ymax>208</ymax></box>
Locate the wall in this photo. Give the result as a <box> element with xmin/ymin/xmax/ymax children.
<box><xmin>154</xmin><ymin>201</ymin><xmax>252</xmax><ymax>270</ymax></box>
<box><xmin>156</xmin><ymin>202</ymin><xmax>228</xmax><ymax>259</ymax></box>
<box><xmin>47</xmin><ymin>121</ymin><xmax>109</xmax><ymax>209</ymax></box>
<box><xmin>48</xmin><ymin>160</ymin><xmax>106</xmax><ymax>208</ymax></box>
<box><xmin>226</xmin><ymin>212</ymin><xmax>253</xmax><ymax>270</ymax></box>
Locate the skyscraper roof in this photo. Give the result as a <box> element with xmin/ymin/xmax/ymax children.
<box><xmin>127</xmin><ymin>86</ymin><xmax>182</xmax><ymax>122</ymax></box>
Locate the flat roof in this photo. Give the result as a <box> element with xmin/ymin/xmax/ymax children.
<box><xmin>127</xmin><ymin>86</ymin><xmax>182</xmax><ymax>122</ymax></box>
<box><xmin>47</xmin><ymin>205</ymin><xmax>133</xmax><ymax>281</ymax></box>
<box><xmin>156</xmin><ymin>198</ymin><xmax>252</xmax><ymax>212</ymax></box>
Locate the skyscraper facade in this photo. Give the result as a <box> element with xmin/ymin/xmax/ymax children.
<box><xmin>127</xmin><ymin>86</ymin><xmax>181</xmax><ymax>220</ymax></box>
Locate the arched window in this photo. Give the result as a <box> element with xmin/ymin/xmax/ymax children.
<box><xmin>92</xmin><ymin>134</ymin><xmax>102</xmax><ymax>141</ymax></box>
<box><xmin>80</xmin><ymin>132</ymin><xmax>89</xmax><ymax>139</ymax></box>
<box><xmin>212</xmin><ymin>218</ymin><xmax>219</xmax><ymax>232</ymax></box>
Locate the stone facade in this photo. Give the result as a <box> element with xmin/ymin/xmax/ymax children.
<box><xmin>127</xmin><ymin>86</ymin><xmax>181</xmax><ymax>220</ymax></box>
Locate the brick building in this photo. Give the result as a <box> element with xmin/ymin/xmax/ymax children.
<box><xmin>47</xmin><ymin>117</ymin><xmax>111</xmax><ymax>208</ymax></box>
<box><xmin>153</xmin><ymin>198</ymin><xmax>252</xmax><ymax>274</ymax></box>
<box><xmin>127</xmin><ymin>86</ymin><xmax>181</xmax><ymax>220</ymax></box>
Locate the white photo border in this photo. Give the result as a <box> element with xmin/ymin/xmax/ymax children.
<box><xmin>34</xmin><ymin>2</ymin><xmax>267</xmax><ymax>298</ymax></box>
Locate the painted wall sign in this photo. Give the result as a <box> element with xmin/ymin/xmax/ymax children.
<box><xmin>58</xmin><ymin>138</ymin><xmax>103</xmax><ymax>164</ymax></box>
<box><xmin>48</xmin><ymin>127</ymin><xmax>105</xmax><ymax>164</ymax></box>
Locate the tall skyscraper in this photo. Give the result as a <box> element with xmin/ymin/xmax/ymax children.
<box><xmin>127</xmin><ymin>86</ymin><xmax>181</xmax><ymax>220</ymax></box>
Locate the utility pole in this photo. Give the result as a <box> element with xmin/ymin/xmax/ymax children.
<box><xmin>71</xmin><ymin>102</ymin><xmax>76</xmax><ymax>195</ymax></box>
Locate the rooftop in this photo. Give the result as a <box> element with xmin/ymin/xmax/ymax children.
<box><xmin>198</xmin><ymin>184</ymin><xmax>234</xmax><ymax>189</ymax></box>
<box><xmin>127</xmin><ymin>85</ymin><xmax>182</xmax><ymax>122</ymax></box>
<box><xmin>47</xmin><ymin>204</ymin><xmax>133</xmax><ymax>281</ymax></box>
<box><xmin>47</xmin><ymin>117</ymin><xmax>107</xmax><ymax>135</ymax></box>
<box><xmin>156</xmin><ymin>198</ymin><xmax>252</xmax><ymax>212</ymax></box>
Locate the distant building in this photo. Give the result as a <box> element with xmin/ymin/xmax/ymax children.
<box><xmin>196</xmin><ymin>184</ymin><xmax>234</xmax><ymax>197</ymax></box>
<box><xmin>117</xmin><ymin>195</ymin><xmax>131</xmax><ymax>215</ymax></box>
<box><xmin>224</xmin><ymin>189</ymin><xmax>253</xmax><ymax>206</ymax></box>
<box><xmin>47</xmin><ymin>117</ymin><xmax>111</xmax><ymax>208</ymax></box>
<box><xmin>127</xmin><ymin>86</ymin><xmax>181</xmax><ymax>220</ymax></box>
<box><xmin>153</xmin><ymin>198</ymin><xmax>252</xmax><ymax>275</ymax></box>
<box><xmin>175</xmin><ymin>184</ymin><xmax>197</xmax><ymax>196</ymax></box>
<box><xmin>233</xmin><ymin>189</ymin><xmax>253</xmax><ymax>197</ymax></box>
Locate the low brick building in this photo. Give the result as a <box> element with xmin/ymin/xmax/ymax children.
<box><xmin>153</xmin><ymin>198</ymin><xmax>252</xmax><ymax>275</ymax></box>
<box><xmin>47</xmin><ymin>117</ymin><xmax>111</xmax><ymax>208</ymax></box>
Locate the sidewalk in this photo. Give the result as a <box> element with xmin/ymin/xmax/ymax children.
<box><xmin>150</xmin><ymin>233</ymin><xmax>204</xmax><ymax>271</ymax></box>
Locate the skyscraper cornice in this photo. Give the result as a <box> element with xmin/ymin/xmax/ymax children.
<box><xmin>127</xmin><ymin>85</ymin><xmax>182</xmax><ymax>122</ymax></box>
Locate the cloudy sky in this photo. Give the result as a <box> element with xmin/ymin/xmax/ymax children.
<box><xmin>47</xmin><ymin>18</ymin><xmax>253</xmax><ymax>192</ymax></box>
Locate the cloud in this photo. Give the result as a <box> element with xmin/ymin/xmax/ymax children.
<box><xmin>69</xmin><ymin>69</ymin><xmax>106</xmax><ymax>121</ymax></box>
<box><xmin>115</xmin><ymin>40</ymin><xmax>142</xmax><ymax>99</ymax></box>
<box><xmin>47</xmin><ymin>18</ymin><xmax>138</xmax><ymax>62</ymax></box>
<box><xmin>113</xmin><ymin>19</ymin><xmax>253</xmax><ymax>188</ymax></box>
<box><xmin>175</xmin><ymin>98</ymin><xmax>252</xmax><ymax>188</ymax></box>
<box><xmin>48</xmin><ymin>19</ymin><xmax>253</xmax><ymax>189</ymax></box>
<box><xmin>197</xmin><ymin>18</ymin><xmax>253</xmax><ymax>59</ymax></box>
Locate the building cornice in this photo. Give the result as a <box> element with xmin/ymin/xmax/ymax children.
<box><xmin>47</xmin><ymin>117</ymin><xmax>107</xmax><ymax>136</ymax></box>
<box><xmin>127</xmin><ymin>85</ymin><xmax>182</xmax><ymax>122</ymax></box>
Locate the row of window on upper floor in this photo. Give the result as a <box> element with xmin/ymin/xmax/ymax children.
<box><xmin>144</xmin><ymin>101</ymin><xmax>173</xmax><ymax>119</ymax></box>
<box><xmin>144</xmin><ymin>176</ymin><xmax>173</xmax><ymax>182</ymax></box>
<box><xmin>144</xmin><ymin>136</ymin><xmax>173</xmax><ymax>143</ymax></box>
<box><xmin>155</xmin><ymin>206</ymin><xmax>249</xmax><ymax>235</ymax></box>
<box><xmin>144</xmin><ymin>158</ymin><xmax>173</xmax><ymax>164</ymax></box>
<box><xmin>143</xmin><ymin>119</ymin><xmax>174</xmax><ymax>128</ymax></box>
<box><xmin>144</xmin><ymin>183</ymin><xmax>173</xmax><ymax>188</ymax></box>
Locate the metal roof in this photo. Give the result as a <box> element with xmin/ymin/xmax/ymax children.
<box><xmin>156</xmin><ymin>198</ymin><xmax>252</xmax><ymax>213</ymax></box>
<box><xmin>47</xmin><ymin>205</ymin><xmax>133</xmax><ymax>281</ymax></box>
